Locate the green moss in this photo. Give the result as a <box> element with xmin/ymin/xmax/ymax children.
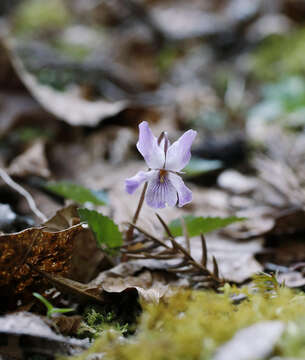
<box><xmin>77</xmin><ymin>305</ymin><xmax>129</xmax><ymax>340</ymax></box>
<box><xmin>252</xmin><ymin>28</ymin><xmax>305</xmax><ymax>81</ymax></box>
<box><xmin>12</xmin><ymin>0</ymin><xmax>71</xmax><ymax>35</ymax></box>
<box><xmin>65</xmin><ymin>284</ymin><xmax>305</xmax><ymax>360</ymax></box>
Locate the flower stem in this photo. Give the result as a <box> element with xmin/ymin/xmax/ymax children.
<box><xmin>126</xmin><ymin>182</ymin><xmax>148</xmax><ymax>243</ymax></box>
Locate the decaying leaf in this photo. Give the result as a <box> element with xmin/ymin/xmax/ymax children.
<box><xmin>7</xmin><ymin>140</ymin><xmax>50</xmax><ymax>178</ymax></box>
<box><xmin>213</xmin><ymin>321</ymin><xmax>285</xmax><ymax>360</ymax></box>
<box><xmin>8</xmin><ymin>45</ymin><xmax>127</xmax><ymax>126</ymax></box>
<box><xmin>52</xmin><ymin>315</ymin><xmax>82</xmax><ymax>336</ymax></box>
<box><xmin>36</xmin><ymin>271</ymin><xmax>143</xmax><ymax>325</ymax></box>
<box><xmin>44</xmin><ymin>205</ymin><xmax>107</xmax><ymax>283</ymax></box>
<box><xmin>0</xmin><ymin>312</ymin><xmax>87</xmax><ymax>358</ymax></box>
<box><xmin>43</xmin><ymin>204</ymin><xmax>81</xmax><ymax>232</ymax></box>
<box><xmin>0</xmin><ymin>223</ymin><xmax>83</xmax><ymax>310</ymax></box>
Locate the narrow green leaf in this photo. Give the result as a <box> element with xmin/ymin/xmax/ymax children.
<box><xmin>183</xmin><ymin>157</ymin><xmax>222</xmax><ymax>178</ymax></box>
<box><xmin>78</xmin><ymin>208</ymin><xmax>122</xmax><ymax>254</ymax></box>
<box><xmin>45</xmin><ymin>181</ymin><xmax>108</xmax><ymax>205</ymax></box>
<box><xmin>33</xmin><ymin>292</ymin><xmax>73</xmax><ymax>318</ymax></box>
<box><xmin>168</xmin><ymin>215</ymin><xmax>246</xmax><ymax>238</ymax></box>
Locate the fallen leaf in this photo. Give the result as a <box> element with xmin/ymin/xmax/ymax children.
<box><xmin>0</xmin><ymin>221</ymin><xmax>85</xmax><ymax>310</ymax></box>
<box><xmin>44</xmin><ymin>205</ymin><xmax>107</xmax><ymax>283</ymax></box>
<box><xmin>218</xmin><ymin>170</ymin><xmax>258</xmax><ymax>195</ymax></box>
<box><xmin>213</xmin><ymin>321</ymin><xmax>285</xmax><ymax>360</ymax></box>
<box><xmin>188</xmin><ymin>234</ymin><xmax>263</xmax><ymax>283</ymax></box>
<box><xmin>277</xmin><ymin>271</ymin><xmax>305</xmax><ymax>288</ymax></box>
<box><xmin>52</xmin><ymin>315</ymin><xmax>82</xmax><ymax>336</ymax></box>
<box><xmin>0</xmin><ymin>312</ymin><xmax>87</xmax><ymax>358</ymax></box>
<box><xmin>90</xmin><ymin>262</ymin><xmax>178</xmax><ymax>303</ymax></box>
<box><xmin>7</xmin><ymin>140</ymin><xmax>50</xmax><ymax>178</ymax></box>
<box><xmin>9</xmin><ymin>47</ymin><xmax>127</xmax><ymax>126</ymax></box>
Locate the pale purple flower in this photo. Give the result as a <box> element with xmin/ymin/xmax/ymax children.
<box><xmin>125</xmin><ymin>121</ymin><xmax>197</xmax><ymax>209</ymax></box>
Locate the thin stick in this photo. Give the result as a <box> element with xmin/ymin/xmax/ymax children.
<box><xmin>0</xmin><ymin>168</ymin><xmax>47</xmax><ymax>222</ymax></box>
<box><xmin>126</xmin><ymin>182</ymin><xmax>148</xmax><ymax>243</ymax></box>
<box><xmin>200</xmin><ymin>234</ymin><xmax>207</xmax><ymax>268</ymax></box>
<box><xmin>127</xmin><ymin>222</ymin><xmax>170</xmax><ymax>248</ymax></box>
<box><xmin>212</xmin><ymin>256</ymin><xmax>219</xmax><ymax>279</ymax></box>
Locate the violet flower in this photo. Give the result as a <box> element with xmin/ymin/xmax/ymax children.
<box><xmin>125</xmin><ymin>121</ymin><xmax>197</xmax><ymax>209</ymax></box>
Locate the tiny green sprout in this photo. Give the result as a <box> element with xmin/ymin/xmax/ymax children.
<box><xmin>33</xmin><ymin>292</ymin><xmax>74</xmax><ymax>318</ymax></box>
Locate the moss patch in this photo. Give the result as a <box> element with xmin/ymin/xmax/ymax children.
<box><xmin>64</xmin><ymin>284</ymin><xmax>305</xmax><ymax>360</ymax></box>
<box><xmin>77</xmin><ymin>305</ymin><xmax>130</xmax><ymax>340</ymax></box>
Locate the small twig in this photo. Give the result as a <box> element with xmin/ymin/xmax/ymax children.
<box><xmin>200</xmin><ymin>234</ymin><xmax>207</xmax><ymax>268</ymax></box>
<box><xmin>212</xmin><ymin>256</ymin><xmax>219</xmax><ymax>279</ymax></box>
<box><xmin>156</xmin><ymin>213</ymin><xmax>174</xmax><ymax>238</ymax></box>
<box><xmin>124</xmin><ymin>215</ymin><xmax>223</xmax><ymax>288</ymax></box>
<box><xmin>126</xmin><ymin>182</ymin><xmax>148</xmax><ymax>243</ymax></box>
<box><xmin>0</xmin><ymin>168</ymin><xmax>47</xmax><ymax>222</ymax></box>
<box><xmin>127</xmin><ymin>222</ymin><xmax>170</xmax><ymax>249</ymax></box>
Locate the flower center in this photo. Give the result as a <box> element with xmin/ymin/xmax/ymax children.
<box><xmin>159</xmin><ymin>169</ymin><xmax>167</xmax><ymax>183</ymax></box>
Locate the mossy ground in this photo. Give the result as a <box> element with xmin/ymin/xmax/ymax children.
<box><xmin>63</xmin><ymin>280</ymin><xmax>305</xmax><ymax>360</ymax></box>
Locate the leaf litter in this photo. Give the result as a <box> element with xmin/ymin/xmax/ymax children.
<box><xmin>2</xmin><ymin>1</ymin><xmax>305</xmax><ymax>359</ymax></box>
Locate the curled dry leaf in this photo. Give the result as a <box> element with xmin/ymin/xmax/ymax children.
<box><xmin>7</xmin><ymin>140</ymin><xmax>50</xmax><ymax>178</ymax></box>
<box><xmin>91</xmin><ymin>264</ymin><xmax>173</xmax><ymax>303</ymax></box>
<box><xmin>52</xmin><ymin>315</ymin><xmax>82</xmax><ymax>336</ymax></box>
<box><xmin>43</xmin><ymin>205</ymin><xmax>107</xmax><ymax>283</ymax></box>
<box><xmin>0</xmin><ymin>223</ymin><xmax>83</xmax><ymax>310</ymax></box>
<box><xmin>8</xmin><ymin>45</ymin><xmax>127</xmax><ymax>127</ymax></box>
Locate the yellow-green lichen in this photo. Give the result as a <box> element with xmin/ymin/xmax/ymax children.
<box><xmin>64</xmin><ymin>284</ymin><xmax>305</xmax><ymax>360</ymax></box>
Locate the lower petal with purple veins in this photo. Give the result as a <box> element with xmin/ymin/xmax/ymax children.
<box><xmin>145</xmin><ymin>171</ymin><xmax>177</xmax><ymax>209</ymax></box>
<box><xmin>168</xmin><ymin>173</ymin><xmax>192</xmax><ymax>207</ymax></box>
<box><xmin>125</xmin><ymin>170</ymin><xmax>153</xmax><ymax>194</ymax></box>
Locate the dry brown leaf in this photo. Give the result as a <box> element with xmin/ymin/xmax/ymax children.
<box><xmin>0</xmin><ymin>222</ymin><xmax>84</xmax><ymax>310</ymax></box>
<box><xmin>90</xmin><ymin>262</ymin><xmax>178</xmax><ymax>302</ymax></box>
<box><xmin>43</xmin><ymin>205</ymin><xmax>81</xmax><ymax>231</ymax></box>
<box><xmin>186</xmin><ymin>234</ymin><xmax>263</xmax><ymax>283</ymax></box>
<box><xmin>0</xmin><ymin>312</ymin><xmax>87</xmax><ymax>358</ymax></box>
<box><xmin>9</xmin><ymin>47</ymin><xmax>127</xmax><ymax>127</ymax></box>
<box><xmin>7</xmin><ymin>140</ymin><xmax>50</xmax><ymax>178</ymax></box>
<box><xmin>44</xmin><ymin>205</ymin><xmax>107</xmax><ymax>283</ymax></box>
<box><xmin>52</xmin><ymin>315</ymin><xmax>82</xmax><ymax>336</ymax></box>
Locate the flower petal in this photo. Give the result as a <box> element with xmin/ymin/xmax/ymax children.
<box><xmin>137</xmin><ymin>121</ymin><xmax>165</xmax><ymax>169</ymax></box>
<box><xmin>168</xmin><ymin>173</ymin><xmax>192</xmax><ymax>207</ymax></box>
<box><xmin>145</xmin><ymin>171</ymin><xmax>177</xmax><ymax>209</ymax></box>
<box><xmin>165</xmin><ymin>130</ymin><xmax>197</xmax><ymax>172</ymax></box>
<box><xmin>125</xmin><ymin>170</ymin><xmax>153</xmax><ymax>194</ymax></box>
